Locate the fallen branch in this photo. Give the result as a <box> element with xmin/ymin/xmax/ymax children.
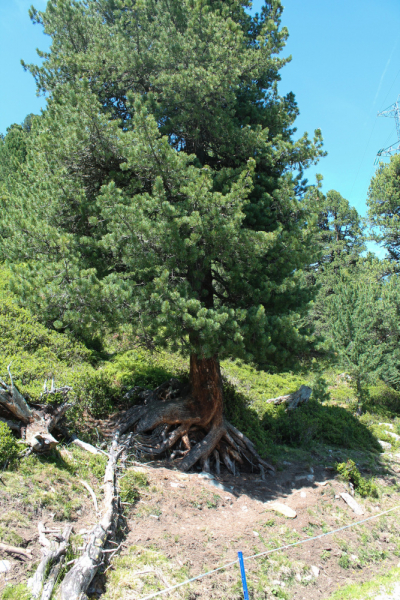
<box><xmin>80</xmin><ymin>479</ymin><xmax>99</xmax><ymax>513</ymax></box>
<box><xmin>71</xmin><ymin>435</ymin><xmax>102</xmax><ymax>455</ymax></box>
<box><xmin>28</xmin><ymin>524</ymin><xmax>72</xmax><ymax>599</ymax></box>
<box><xmin>265</xmin><ymin>385</ymin><xmax>312</xmax><ymax>409</ymax></box>
<box><xmin>60</xmin><ymin>436</ymin><xmax>122</xmax><ymax>600</ymax></box>
<box><xmin>0</xmin><ymin>542</ymin><xmax>32</xmax><ymax>560</ymax></box>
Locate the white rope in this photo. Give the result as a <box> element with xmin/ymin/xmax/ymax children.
<box><xmin>136</xmin><ymin>503</ymin><xmax>400</xmax><ymax>600</ymax></box>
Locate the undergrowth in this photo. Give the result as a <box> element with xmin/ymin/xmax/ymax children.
<box><xmin>335</xmin><ymin>459</ymin><xmax>379</xmax><ymax>498</ymax></box>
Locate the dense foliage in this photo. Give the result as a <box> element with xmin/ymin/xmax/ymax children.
<box><xmin>1</xmin><ymin>0</ymin><xmax>324</xmax><ymax>370</ymax></box>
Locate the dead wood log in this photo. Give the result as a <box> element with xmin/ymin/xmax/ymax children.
<box><xmin>0</xmin><ymin>542</ymin><xmax>32</xmax><ymax>560</ymax></box>
<box><xmin>40</xmin><ymin>555</ymin><xmax>65</xmax><ymax>600</ymax></box>
<box><xmin>265</xmin><ymin>385</ymin><xmax>312</xmax><ymax>409</ymax></box>
<box><xmin>71</xmin><ymin>435</ymin><xmax>102</xmax><ymax>455</ymax></box>
<box><xmin>28</xmin><ymin>524</ymin><xmax>72</xmax><ymax>599</ymax></box>
<box><xmin>60</xmin><ymin>436</ymin><xmax>122</xmax><ymax>600</ymax></box>
<box><xmin>0</xmin><ymin>366</ymin><xmax>71</xmax><ymax>453</ymax></box>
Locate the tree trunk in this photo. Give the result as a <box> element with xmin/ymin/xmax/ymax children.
<box><xmin>189</xmin><ymin>353</ymin><xmax>224</xmax><ymax>428</ymax></box>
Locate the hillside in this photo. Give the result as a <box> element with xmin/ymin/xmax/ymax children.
<box><xmin>1</xmin><ymin>279</ymin><xmax>400</xmax><ymax>599</ymax></box>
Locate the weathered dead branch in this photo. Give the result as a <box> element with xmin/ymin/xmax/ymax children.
<box><xmin>0</xmin><ymin>366</ymin><xmax>71</xmax><ymax>452</ymax></box>
<box><xmin>28</xmin><ymin>523</ymin><xmax>72</xmax><ymax>599</ymax></box>
<box><xmin>59</xmin><ymin>436</ymin><xmax>122</xmax><ymax>600</ymax></box>
<box><xmin>0</xmin><ymin>542</ymin><xmax>32</xmax><ymax>560</ymax></box>
<box><xmin>265</xmin><ymin>385</ymin><xmax>312</xmax><ymax>409</ymax></box>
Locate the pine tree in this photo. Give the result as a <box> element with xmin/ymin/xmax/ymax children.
<box><xmin>1</xmin><ymin>0</ymin><xmax>324</xmax><ymax>471</ymax></box>
<box><xmin>303</xmin><ymin>188</ymin><xmax>365</xmax><ymax>344</ymax></box>
<box><xmin>328</xmin><ymin>275</ymin><xmax>400</xmax><ymax>408</ymax></box>
<box><xmin>368</xmin><ymin>154</ymin><xmax>400</xmax><ymax>266</ymax></box>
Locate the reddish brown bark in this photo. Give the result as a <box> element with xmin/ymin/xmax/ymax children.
<box><xmin>189</xmin><ymin>353</ymin><xmax>223</xmax><ymax>428</ymax></box>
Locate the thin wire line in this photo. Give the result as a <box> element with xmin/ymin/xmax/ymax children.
<box><xmin>379</xmin><ymin>67</ymin><xmax>400</xmax><ymax>112</ymax></box>
<box><xmin>137</xmin><ymin>503</ymin><xmax>400</xmax><ymax>600</ymax></box>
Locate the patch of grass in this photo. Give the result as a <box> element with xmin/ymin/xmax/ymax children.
<box><xmin>119</xmin><ymin>469</ymin><xmax>149</xmax><ymax>503</ymax></box>
<box><xmin>327</xmin><ymin>566</ymin><xmax>400</xmax><ymax>599</ymax></box>
<box><xmin>101</xmin><ymin>545</ymin><xmax>190</xmax><ymax>600</ymax></box>
<box><xmin>1</xmin><ymin>584</ymin><xmax>31</xmax><ymax>600</ymax></box>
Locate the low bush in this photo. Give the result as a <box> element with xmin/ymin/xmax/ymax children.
<box><xmin>336</xmin><ymin>459</ymin><xmax>379</xmax><ymax>498</ymax></box>
<box><xmin>0</xmin><ymin>422</ymin><xmax>19</xmax><ymax>467</ymax></box>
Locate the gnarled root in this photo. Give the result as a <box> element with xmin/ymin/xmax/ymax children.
<box><xmin>116</xmin><ymin>378</ymin><xmax>275</xmax><ymax>476</ymax></box>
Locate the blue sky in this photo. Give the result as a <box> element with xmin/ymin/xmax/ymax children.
<box><xmin>1</xmin><ymin>0</ymin><xmax>399</xmax><ymax>225</ymax></box>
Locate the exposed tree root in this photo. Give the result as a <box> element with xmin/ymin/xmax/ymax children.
<box><xmin>116</xmin><ymin>378</ymin><xmax>276</xmax><ymax>476</ymax></box>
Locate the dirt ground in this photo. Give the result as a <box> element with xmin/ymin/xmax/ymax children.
<box><xmin>1</xmin><ymin>447</ymin><xmax>400</xmax><ymax>599</ymax></box>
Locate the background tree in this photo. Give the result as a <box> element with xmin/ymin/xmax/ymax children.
<box><xmin>327</xmin><ymin>275</ymin><xmax>400</xmax><ymax>409</ymax></box>
<box><xmin>368</xmin><ymin>154</ymin><xmax>400</xmax><ymax>266</ymax></box>
<box><xmin>1</xmin><ymin>0</ymin><xmax>324</xmax><ymax>471</ymax></box>
<box><xmin>301</xmin><ymin>188</ymin><xmax>365</xmax><ymax>345</ymax></box>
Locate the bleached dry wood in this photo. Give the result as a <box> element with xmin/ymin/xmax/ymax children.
<box><xmin>80</xmin><ymin>479</ymin><xmax>99</xmax><ymax>513</ymax></box>
<box><xmin>60</xmin><ymin>437</ymin><xmax>122</xmax><ymax>600</ymax></box>
<box><xmin>28</xmin><ymin>524</ymin><xmax>72</xmax><ymax>599</ymax></box>
<box><xmin>71</xmin><ymin>435</ymin><xmax>102</xmax><ymax>455</ymax></box>
<box><xmin>265</xmin><ymin>385</ymin><xmax>312</xmax><ymax>409</ymax></box>
<box><xmin>38</xmin><ymin>522</ymin><xmax>51</xmax><ymax>548</ymax></box>
<box><xmin>0</xmin><ymin>542</ymin><xmax>32</xmax><ymax>560</ymax></box>
<box><xmin>0</xmin><ymin>367</ymin><xmax>72</xmax><ymax>453</ymax></box>
<box><xmin>40</xmin><ymin>556</ymin><xmax>65</xmax><ymax>600</ymax></box>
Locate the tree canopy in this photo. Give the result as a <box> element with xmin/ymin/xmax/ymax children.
<box><xmin>2</xmin><ymin>0</ymin><xmax>324</xmax><ymax>368</ymax></box>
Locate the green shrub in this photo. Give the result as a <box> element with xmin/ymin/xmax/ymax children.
<box><xmin>262</xmin><ymin>400</ymin><xmax>381</xmax><ymax>452</ymax></box>
<box><xmin>335</xmin><ymin>459</ymin><xmax>379</xmax><ymax>498</ymax></box>
<box><xmin>0</xmin><ymin>422</ymin><xmax>19</xmax><ymax>466</ymax></box>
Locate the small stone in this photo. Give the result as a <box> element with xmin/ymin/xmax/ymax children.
<box><xmin>379</xmin><ymin>440</ymin><xmax>392</xmax><ymax>450</ymax></box>
<box><xmin>272</xmin><ymin>580</ymin><xmax>281</xmax><ymax>586</ymax></box>
<box><xmin>267</xmin><ymin>501</ymin><xmax>297</xmax><ymax>519</ymax></box>
<box><xmin>340</xmin><ymin>492</ymin><xmax>364</xmax><ymax>515</ymax></box>
<box><xmin>295</xmin><ymin>573</ymin><xmax>301</xmax><ymax>582</ymax></box>
<box><xmin>310</xmin><ymin>566</ymin><xmax>319</xmax><ymax>578</ymax></box>
<box><xmin>335</xmin><ymin>494</ymin><xmax>340</xmax><ymax>499</ymax></box>
<box><xmin>150</xmin><ymin>514</ymin><xmax>159</xmax><ymax>519</ymax></box>
<box><xmin>316</xmin><ymin>481</ymin><xmax>329</xmax><ymax>487</ymax></box>
<box><xmin>253</xmin><ymin>531</ymin><xmax>259</xmax><ymax>537</ymax></box>
<box><xmin>241</xmin><ymin>505</ymin><xmax>248</xmax><ymax>511</ymax></box>
<box><xmin>170</xmin><ymin>482</ymin><xmax>180</xmax><ymax>488</ymax></box>
<box><xmin>309</xmin><ymin>467</ymin><xmax>314</xmax><ymax>474</ymax></box>
<box><xmin>386</xmin><ymin>431</ymin><xmax>400</xmax><ymax>441</ymax></box>
<box><xmin>303</xmin><ymin>574</ymin><xmax>312</xmax><ymax>582</ymax></box>
<box><xmin>350</xmin><ymin>554</ymin><xmax>358</xmax><ymax>561</ymax></box>
<box><xmin>283</xmin><ymin>461</ymin><xmax>292</xmax><ymax>466</ymax></box>
<box><xmin>0</xmin><ymin>560</ymin><xmax>10</xmax><ymax>573</ymax></box>
<box><xmin>300</xmin><ymin>492</ymin><xmax>307</xmax><ymax>498</ymax></box>
<box><xmin>78</xmin><ymin>528</ymin><xmax>87</xmax><ymax>534</ymax></box>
